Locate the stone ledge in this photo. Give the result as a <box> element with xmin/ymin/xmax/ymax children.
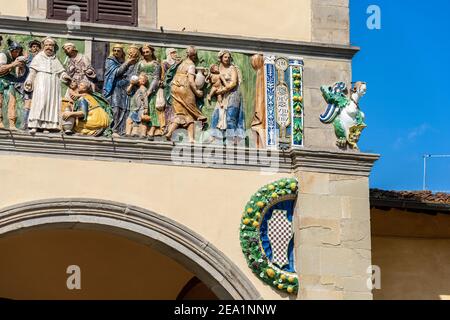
<box><xmin>0</xmin><ymin>131</ymin><xmax>379</xmax><ymax>176</ymax></box>
<box><xmin>0</xmin><ymin>16</ymin><xmax>359</xmax><ymax>60</ymax></box>
<box><xmin>291</xmin><ymin>148</ymin><xmax>379</xmax><ymax>177</ymax></box>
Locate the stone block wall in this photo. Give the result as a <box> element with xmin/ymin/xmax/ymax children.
<box><xmin>294</xmin><ymin>171</ymin><xmax>372</xmax><ymax>300</ymax></box>
<box><xmin>138</xmin><ymin>0</ymin><xmax>157</xmax><ymax>29</ymax></box>
<box><xmin>27</xmin><ymin>0</ymin><xmax>46</xmax><ymax>18</ymax></box>
<box><xmin>311</xmin><ymin>0</ymin><xmax>350</xmax><ymax>45</ymax></box>
<box><xmin>303</xmin><ymin>57</ymin><xmax>352</xmax><ymax>149</ymax></box>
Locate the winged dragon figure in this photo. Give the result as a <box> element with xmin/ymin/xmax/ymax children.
<box><xmin>319</xmin><ymin>81</ymin><xmax>367</xmax><ymax>150</ymax></box>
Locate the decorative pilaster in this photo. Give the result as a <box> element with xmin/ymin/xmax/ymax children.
<box><xmin>295</xmin><ymin>171</ymin><xmax>373</xmax><ymax>300</ymax></box>
<box><xmin>289</xmin><ymin>59</ymin><xmax>304</xmax><ymax>147</ymax></box>
<box><xmin>264</xmin><ymin>56</ymin><xmax>276</xmax><ymax>149</ymax></box>
<box><xmin>265</xmin><ymin>55</ymin><xmax>304</xmax><ymax>150</ymax></box>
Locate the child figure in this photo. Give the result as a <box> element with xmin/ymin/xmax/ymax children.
<box><xmin>126</xmin><ymin>73</ymin><xmax>150</xmax><ymax>138</ymax></box>
<box><xmin>65</xmin><ymin>80</ymin><xmax>80</xmax><ymax>106</ymax></box>
<box><xmin>206</xmin><ymin>64</ymin><xmax>226</xmax><ymax>107</ymax></box>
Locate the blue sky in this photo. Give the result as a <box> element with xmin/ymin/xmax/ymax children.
<box><xmin>350</xmin><ymin>0</ymin><xmax>450</xmax><ymax>192</ymax></box>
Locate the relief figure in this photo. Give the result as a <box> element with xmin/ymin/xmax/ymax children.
<box><xmin>209</xmin><ymin>50</ymin><xmax>245</xmax><ymax>144</ymax></box>
<box><xmin>164</xmin><ymin>46</ymin><xmax>207</xmax><ymax>143</ymax></box>
<box><xmin>24</xmin><ymin>37</ymin><xmax>70</xmax><ymax>134</ymax></box>
<box><xmin>103</xmin><ymin>44</ymin><xmax>138</xmax><ymax>137</ymax></box>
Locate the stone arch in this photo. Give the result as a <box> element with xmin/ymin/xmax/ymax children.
<box><xmin>0</xmin><ymin>198</ymin><xmax>261</xmax><ymax>300</ymax></box>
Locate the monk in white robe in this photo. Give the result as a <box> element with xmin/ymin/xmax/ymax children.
<box><xmin>25</xmin><ymin>37</ymin><xmax>68</xmax><ymax>132</ymax></box>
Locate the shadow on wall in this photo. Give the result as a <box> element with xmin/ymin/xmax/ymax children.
<box><xmin>371</xmin><ymin>208</ymin><xmax>450</xmax><ymax>300</ymax></box>
<box><xmin>177</xmin><ymin>277</ymin><xmax>218</xmax><ymax>300</ymax></box>
<box><xmin>0</xmin><ymin>228</ymin><xmax>214</xmax><ymax>300</ymax></box>
<box><xmin>0</xmin><ymin>198</ymin><xmax>261</xmax><ymax>300</ymax></box>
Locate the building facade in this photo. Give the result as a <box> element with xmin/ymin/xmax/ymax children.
<box><xmin>371</xmin><ymin>190</ymin><xmax>450</xmax><ymax>300</ymax></box>
<box><xmin>0</xmin><ymin>0</ymin><xmax>379</xmax><ymax>300</ymax></box>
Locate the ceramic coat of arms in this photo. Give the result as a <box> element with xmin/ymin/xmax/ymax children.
<box><xmin>319</xmin><ymin>81</ymin><xmax>367</xmax><ymax>150</ymax></box>
<box><xmin>240</xmin><ymin>178</ymin><xmax>298</xmax><ymax>295</ymax></box>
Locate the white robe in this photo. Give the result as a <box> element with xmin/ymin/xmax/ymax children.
<box><xmin>26</xmin><ymin>52</ymin><xmax>65</xmax><ymax>129</ymax></box>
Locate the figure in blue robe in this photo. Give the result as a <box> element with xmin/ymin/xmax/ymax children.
<box><xmin>103</xmin><ymin>47</ymin><xmax>136</xmax><ymax>136</ymax></box>
<box><xmin>209</xmin><ymin>51</ymin><xmax>245</xmax><ymax>144</ymax></box>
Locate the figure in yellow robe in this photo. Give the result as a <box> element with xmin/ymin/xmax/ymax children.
<box><xmin>62</xmin><ymin>81</ymin><xmax>112</xmax><ymax>136</ymax></box>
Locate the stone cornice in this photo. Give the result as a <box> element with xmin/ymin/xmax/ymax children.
<box><xmin>0</xmin><ymin>16</ymin><xmax>360</xmax><ymax>60</ymax></box>
<box><xmin>0</xmin><ymin>131</ymin><xmax>379</xmax><ymax>176</ymax></box>
<box><xmin>290</xmin><ymin>148</ymin><xmax>380</xmax><ymax>177</ymax></box>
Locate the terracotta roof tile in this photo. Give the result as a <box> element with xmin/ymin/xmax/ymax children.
<box><xmin>370</xmin><ymin>189</ymin><xmax>450</xmax><ymax>205</ymax></box>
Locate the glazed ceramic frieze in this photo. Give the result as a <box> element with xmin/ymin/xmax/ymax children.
<box><xmin>0</xmin><ymin>32</ymin><xmax>308</xmax><ymax>151</ymax></box>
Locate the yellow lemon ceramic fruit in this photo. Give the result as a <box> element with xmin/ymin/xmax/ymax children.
<box><xmin>256</xmin><ymin>201</ymin><xmax>265</xmax><ymax>208</ymax></box>
<box><xmin>266</xmin><ymin>269</ymin><xmax>275</xmax><ymax>278</ymax></box>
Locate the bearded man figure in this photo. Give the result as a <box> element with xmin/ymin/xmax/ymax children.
<box><xmin>103</xmin><ymin>44</ymin><xmax>138</xmax><ymax>137</ymax></box>
<box><xmin>62</xmin><ymin>42</ymin><xmax>97</xmax><ymax>90</ymax></box>
<box><xmin>24</xmin><ymin>37</ymin><xmax>70</xmax><ymax>134</ymax></box>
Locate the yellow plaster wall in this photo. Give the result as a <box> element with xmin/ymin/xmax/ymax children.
<box><xmin>2</xmin><ymin>0</ymin><xmax>313</xmax><ymax>42</ymax></box>
<box><xmin>372</xmin><ymin>236</ymin><xmax>450</xmax><ymax>300</ymax></box>
<box><xmin>371</xmin><ymin>208</ymin><xmax>450</xmax><ymax>300</ymax></box>
<box><xmin>0</xmin><ymin>154</ymin><xmax>291</xmax><ymax>300</ymax></box>
<box><xmin>0</xmin><ymin>0</ymin><xmax>27</xmax><ymax>17</ymax></box>
<box><xmin>157</xmin><ymin>0</ymin><xmax>312</xmax><ymax>42</ymax></box>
